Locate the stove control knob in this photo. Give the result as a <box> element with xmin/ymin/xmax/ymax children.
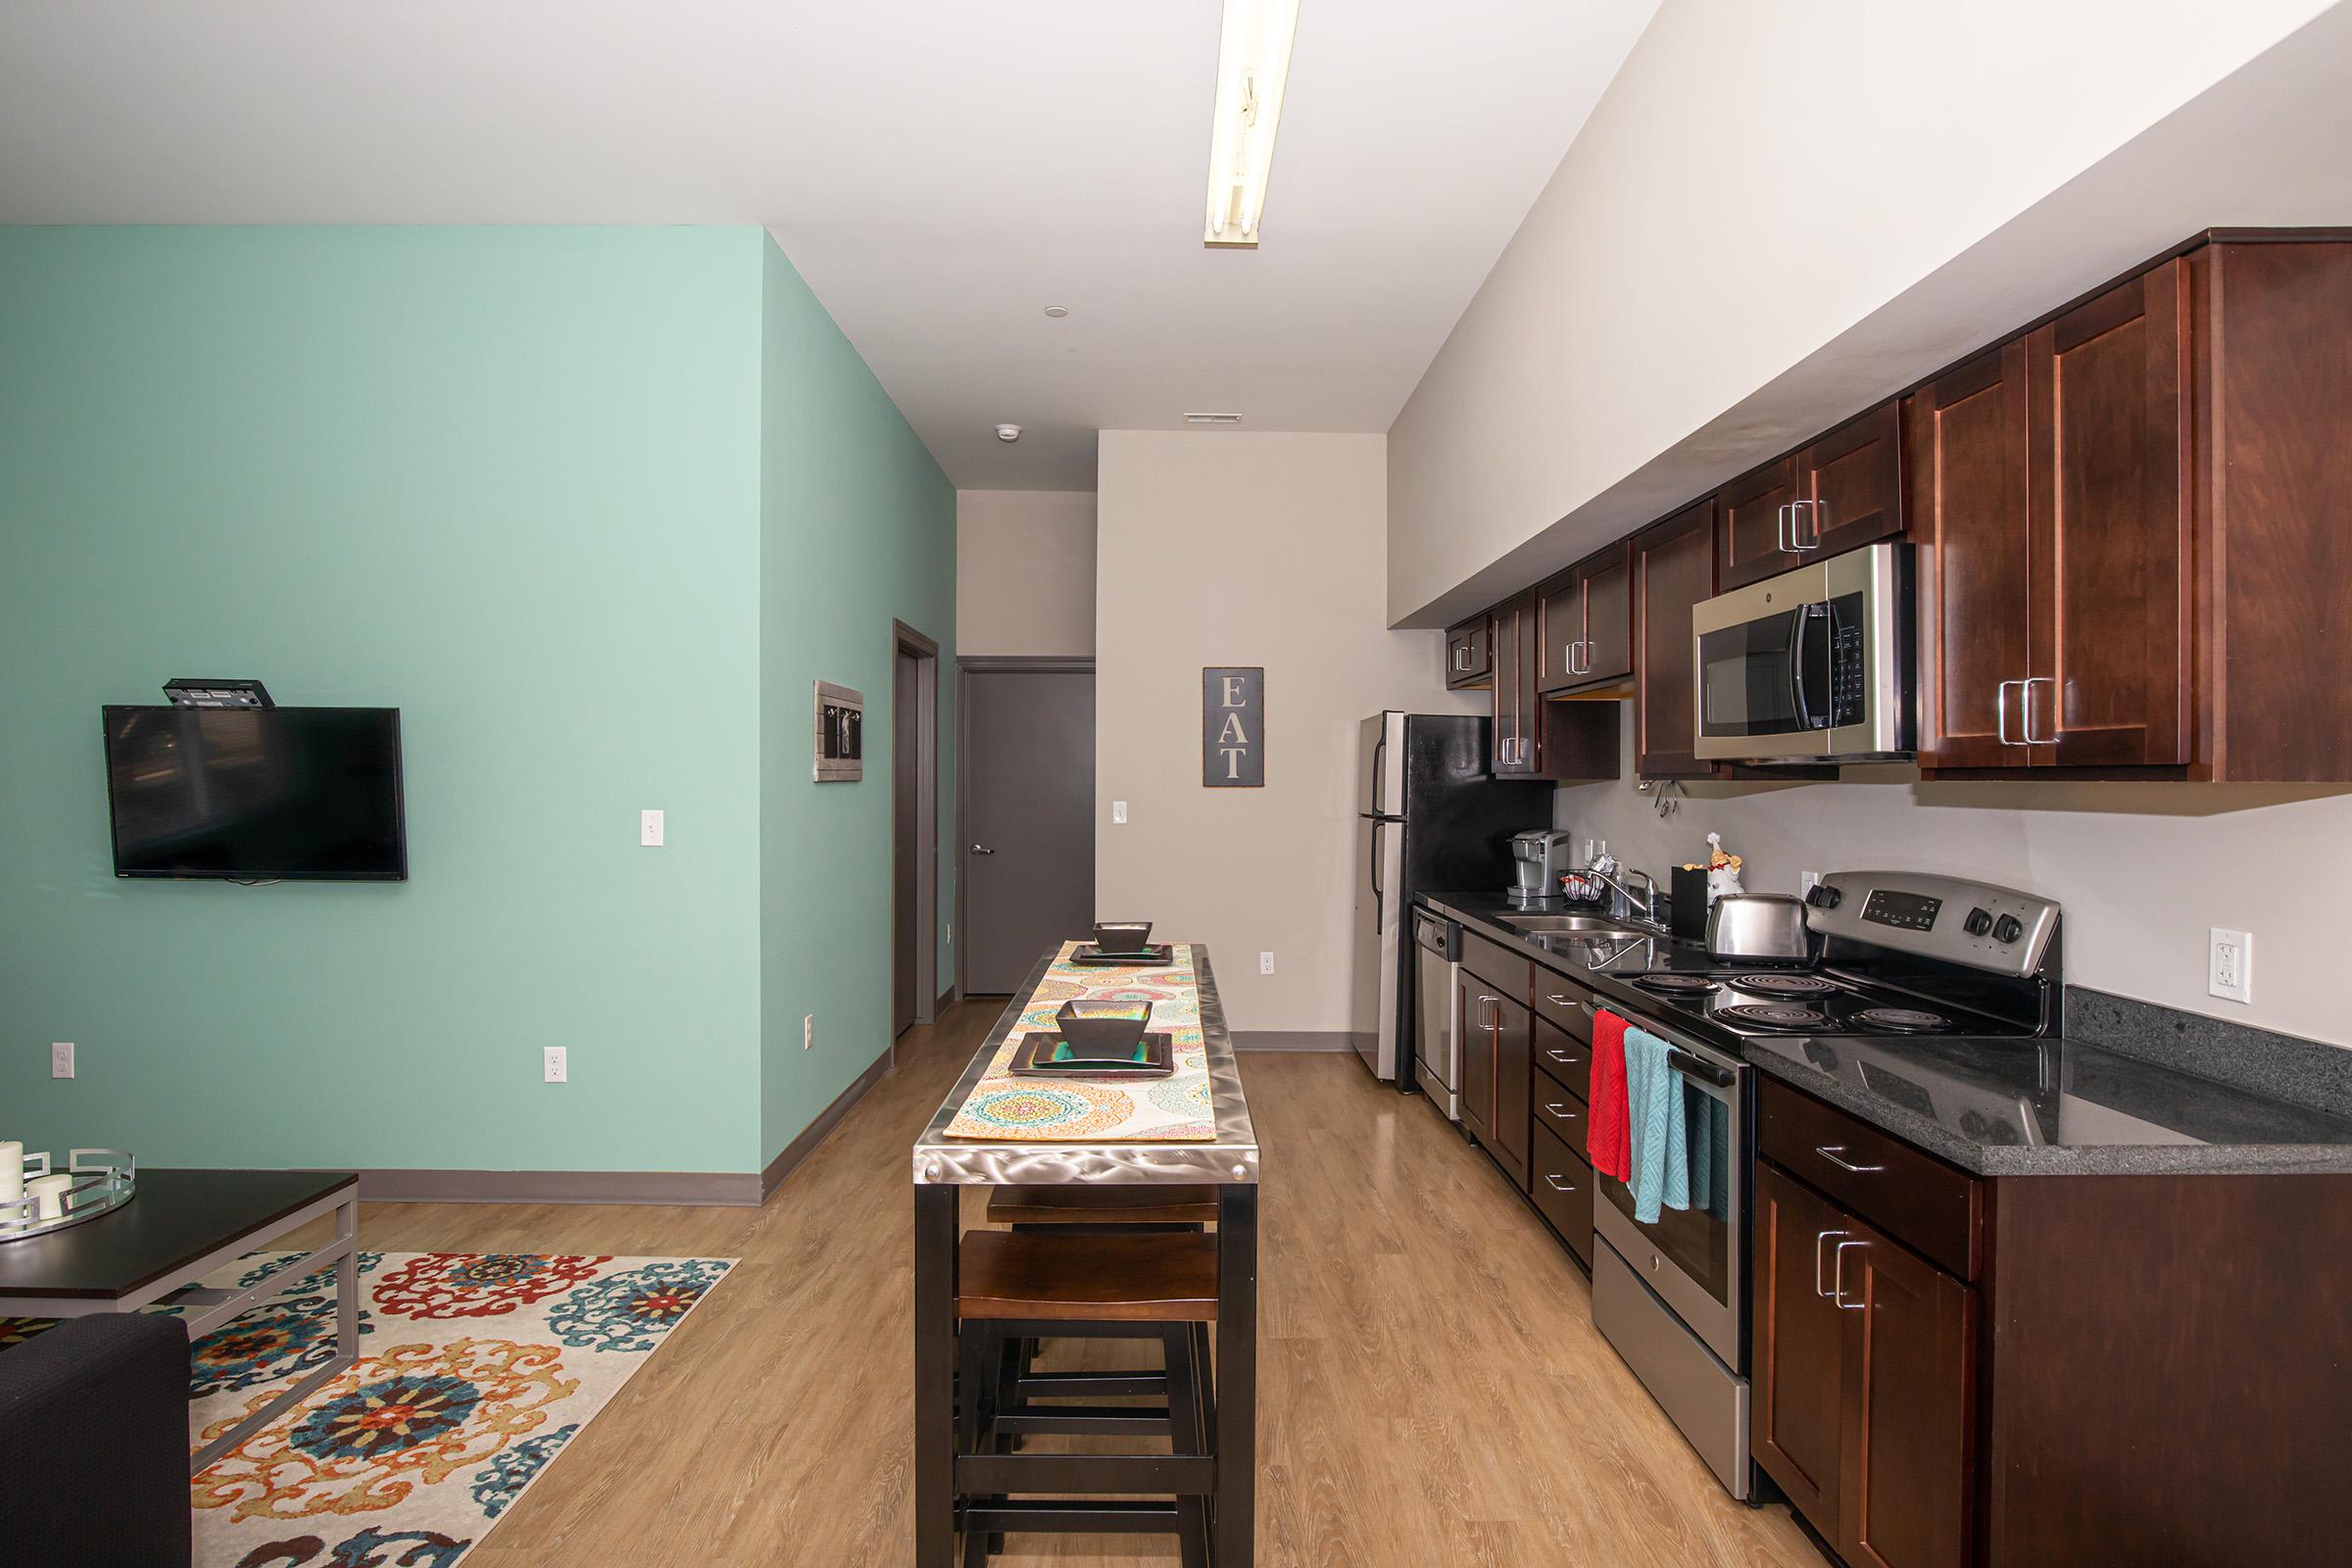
<box><xmin>1806</xmin><ymin>884</ymin><xmax>1842</xmax><ymax>909</ymax></box>
<box><xmin>1992</xmin><ymin>914</ymin><xmax>2025</xmax><ymax>945</ymax></box>
<box><xmin>1964</xmin><ymin>907</ymin><xmax>1993</xmax><ymax>937</ymax></box>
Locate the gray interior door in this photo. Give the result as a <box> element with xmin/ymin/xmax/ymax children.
<box><xmin>893</xmin><ymin>647</ymin><xmax>921</xmax><ymax>1037</ymax></box>
<box><xmin>963</xmin><ymin>666</ymin><xmax>1095</xmax><ymax>993</ymax></box>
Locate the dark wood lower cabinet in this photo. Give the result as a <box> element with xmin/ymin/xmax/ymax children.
<box><xmin>1528</xmin><ymin>1123</ymin><xmax>1592</xmax><ymax>1268</ymax></box>
<box><xmin>1754</xmin><ymin>1157</ymin><xmax>1974</xmax><ymax>1568</ymax></box>
<box><xmin>1458</xmin><ymin>981</ymin><xmax>1530</xmax><ymax>1190</ymax></box>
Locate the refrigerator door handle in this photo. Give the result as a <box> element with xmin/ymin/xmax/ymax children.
<box><xmin>1368</xmin><ymin>818</ymin><xmax>1386</xmax><ymax>935</ymax></box>
<box><xmin>1371</xmin><ymin>729</ymin><xmax>1389</xmax><ymax>817</ymax></box>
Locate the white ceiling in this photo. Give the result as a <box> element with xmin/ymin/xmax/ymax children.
<box><xmin>0</xmin><ymin>1</ymin><xmax>1661</xmax><ymax>490</ymax></box>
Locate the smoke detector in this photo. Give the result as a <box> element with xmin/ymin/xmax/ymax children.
<box><xmin>995</xmin><ymin>423</ymin><xmax>1022</xmax><ymax>443</ymax></box>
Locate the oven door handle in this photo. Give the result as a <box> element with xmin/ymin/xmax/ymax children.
<box><xmin>1666</xmin><ymin>1049</ymin><xmax>1736</xmax><ymax>1089</ymax></box>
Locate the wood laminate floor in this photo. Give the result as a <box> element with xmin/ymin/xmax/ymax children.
<box><xmin>295</xmin><ymin>1002</ymin><xmax>1826</xmax><ymax>1567</ymax></box>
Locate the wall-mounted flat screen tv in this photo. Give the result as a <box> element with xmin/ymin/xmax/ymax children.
<box><xmin>103</xmin><ymin>706</ymin><xmax>407</xmax><ymax>881</ymax></box>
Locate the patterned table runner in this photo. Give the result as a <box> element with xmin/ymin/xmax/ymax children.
<box><xmin>945</xmin><ymin>942</ymin><xmax>1215</xmax><ymax>1143</ymax></box>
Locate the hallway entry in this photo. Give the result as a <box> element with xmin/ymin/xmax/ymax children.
<box><xmin>892</xmin><ymin>622</ymin><xmax>940</xmax><ymax>1039</ymax></box>
<box><xmin>957</xmin><ymin>660</ymin><xmax>1095</xmax><ymax>995</ymax></box>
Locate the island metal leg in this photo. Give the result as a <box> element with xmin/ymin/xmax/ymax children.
<box><xmin>1215</xmin><ymin>1181</ymin><xmax>1258</xmax><ymax>1568</ymax></box>
<box><xmin>913</xmin><ymin>1183</ymin><xmax>960</xmax><ymax>1566</ymax></box>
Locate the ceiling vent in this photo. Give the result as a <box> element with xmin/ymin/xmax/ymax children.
<box><xmin>1183</xmin><ymin>413</ymin><xmax>1243</xmax><ymax>425</ymax></box>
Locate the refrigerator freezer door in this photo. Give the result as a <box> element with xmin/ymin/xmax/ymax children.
<box><xmin>1350</xmin><ymin>810</ymin><xmax>1404</xmax><ymax>1078</ymax></box>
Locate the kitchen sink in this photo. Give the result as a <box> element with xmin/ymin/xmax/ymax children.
<box><xmin>1500</xmin><ymin>914</ymin><xmax>1648</xmax><ymax>937</ymax></box>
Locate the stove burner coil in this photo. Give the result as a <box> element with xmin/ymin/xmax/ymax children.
<box><xmin>1732</xmin><ymin>972</ymin><xmax>1838</xmax><ymax>997</ymax></box>
<box><xmin>1851</xmin><ymin>1006</ymin><xmax>1954</xmax><ymax>1033</ymax></box>
<box><xmin>1715</xmin><ymin>1002</ymin><xmax>1834</xmax><ymax>1031</ymax></box>
<box><xmin>1633</xmin><ymin>974</ymin><xmax>1721</xmax><ymax>995</ymax></box>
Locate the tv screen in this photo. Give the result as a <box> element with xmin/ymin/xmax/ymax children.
<box><xmin>103</xmin><ymin>706</ymin><xmax>408</xmax><ymax>881</ymax></box>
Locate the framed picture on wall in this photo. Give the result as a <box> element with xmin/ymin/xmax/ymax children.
<box><xmin>1201</xmin><ymin>667</ymin><xmax>1263</xmax><ymax>787</ymax></box>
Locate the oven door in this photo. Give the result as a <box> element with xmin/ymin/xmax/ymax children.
<box><xmin>1594</xmin><ymin>1039</ymin><xmax>1746</xmax><ymax>1369</ymax></box>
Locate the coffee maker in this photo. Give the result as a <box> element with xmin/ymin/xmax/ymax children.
<box><xmin>1507</xmin><ymin>828</ymin><xmax>1577</xmax><ymax>906</ymax></box>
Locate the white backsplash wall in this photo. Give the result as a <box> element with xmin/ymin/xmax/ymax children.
<box><xmin>1554</xmin><ymin>727</ymin><xmax>2352</xmax><ymax>1049</ymax></box>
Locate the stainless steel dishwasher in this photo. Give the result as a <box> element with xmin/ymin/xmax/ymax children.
<box><xmin>1412</xmin><ymin>910</ymin><xmax>1462</xmax><ymax>1121</ymax></box>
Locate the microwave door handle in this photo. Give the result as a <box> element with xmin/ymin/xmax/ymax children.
<box><xmin>1788</xmin><ymin>607</ymin><xmax>1815</xmax><ymax>731</ymax></box>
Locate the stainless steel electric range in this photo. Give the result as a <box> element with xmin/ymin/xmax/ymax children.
<box><xmin>1581</xmin><ymin>869</ymin><xmax>2062</xmax><ymax>1499</ymax></box>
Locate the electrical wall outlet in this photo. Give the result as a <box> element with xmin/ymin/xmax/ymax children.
<box><xmin>50</xmin><ymin>1042</ymin><xmax>74</xmax><ymax>1079</ymax></box>
<box><xmin>543</xmin><ymin>1046</ymin><xmax>568</xmax><ymax>1083</ymax></box>
<box><xmin>1259</xmin><ymin>951</ymin><xmax>1275</xmax><ymax>975</ymax></box>
<box><xmin>2209</xmin><ymin>928</ymin><xmax>2253</xmax><ymax>1003</ymax></box>
<box><xmin>1112</xmin><ymin>801</ymin><xmax>1128</xmax><ymax>824</ymax></box>
<box><xmin>804</xmin><ymin>1013</ymin><xmax>815</xmax><ymax>1051</ymax></box>
<box><xmin>640</xmin><ymin>808</ymin><xmax>665</xmax><ymax>848</ymax></box>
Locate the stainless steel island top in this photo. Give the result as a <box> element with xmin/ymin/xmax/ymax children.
<box><xmin>911</xmin><ymin>942</ymin><xmax>1259</xmax><ymax>1186</ymax></box>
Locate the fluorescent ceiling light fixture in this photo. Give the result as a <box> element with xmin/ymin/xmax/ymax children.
<box><xmin>1202</xmin><ymin>0</ymin><xmax>1300</xmax><ymax>249</ymax></box>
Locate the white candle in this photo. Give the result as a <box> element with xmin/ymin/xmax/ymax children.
<box><xmin>26</xmin><ymin>1172</ymin><xmax>71</xmax><ymax>1222</ymax></box>
<box><xmin>0</xmin><ymin>1141</ymin><xmax>21</xmax><ymax>1206</ymax></box>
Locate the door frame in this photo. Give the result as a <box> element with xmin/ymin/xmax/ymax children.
<box><xmin>955</xmin><ymin>656</ymin><xmax>1097</xmax><ymax>997</ymax></box>
<box><xmin>894</xmin><ymin>620</ymin><xmax>942</xmax><ymax>1029</ymax></box>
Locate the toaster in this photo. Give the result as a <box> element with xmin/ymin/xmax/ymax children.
<box><xmin>1705</xmin><ymin>894</ymin><xmax>1813</xmax><ymax>962</ymax></box>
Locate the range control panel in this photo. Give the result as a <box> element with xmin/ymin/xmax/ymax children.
<box><xmin>1804</xmin><ymin>871</ymin><xmax>2061</xmax><ymax>978</ymax></box>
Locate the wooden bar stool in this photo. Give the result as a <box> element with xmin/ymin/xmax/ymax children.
<box><xmin>955</xmin><ymin>1228</ymin><xmax>1217</xmax><ymax>1567</ymax></box>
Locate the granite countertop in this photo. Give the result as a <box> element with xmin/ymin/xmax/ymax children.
<box><xmin>1420</xmin><ymin>891</ymin><xmax>2352</xmax><ymax>1178</ymax></box>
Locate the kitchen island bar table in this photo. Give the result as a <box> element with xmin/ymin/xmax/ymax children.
<box><xmin>912</xmin><ymin>943</ymin><xmax>1259</xmax><ymax>1566</ymax></box>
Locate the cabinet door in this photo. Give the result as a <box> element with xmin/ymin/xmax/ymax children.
<box><xmin>1581</xmin><ymin>543</ymin><xmax>1634</xmax><ymax>683</ymax></box>
<box><xmin>1796</xmin><ymin>401</ymin><xmax>1905</xmax><ymax>560</ymax></box>
<box><xmin>1633</xmin><ymin>500</ymin><xmax>1717</xmax><ymax>777</ymax></box>
<box><xmin>1753</xmin><ymin>1160</ymin><xmax>1850</xmax><ymax>1528</ymax></box>
<box><xmin>2029</xmin><ymin>259</ymin><xmax>2191</xmax><ymax>768</ymax></box>
<box><xmin>1507</xmin><ymin>595</ymin><xmax>1544</xmax><ymax>775</ymax></box>
<box><xmin>1459</xmin><ymin>985</ymin><xmax>1498</xmax><ymax>1147</ymax></box>
<box><xmin>1719</xmin><ymin>458</ymin><xmax>1802</xmax><ymax>589</ymax></box>
<box><xmin>1492</xmin><ymin>991</ymin><xmax>1533</xmax><ymax>1189</ymax></box>
<box><xmin>1490</xmin><ymin>596</ymin><xmax>1530</xmax><ymax>773</ymax></box>
<box><xmin>1446</xmin><ymin>615</ymin><xmax>1492</xmax><ymax>688</ymax></box>
<box><xmin>1839</xmin><ymin>1219</ymin><xmax>1976</xmax><ymax>1568</ymax></box>
<box><xmin>1910</xmin><ymin>342</ymin><xmax>2037</xmax><ymax>769</ymax></box>
<box><xmin>1536</xmin><ymin>572</ymin><xmax>1584</xmax><ymax>695</ymax></box>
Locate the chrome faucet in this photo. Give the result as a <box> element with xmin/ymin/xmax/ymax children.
<box><xmin>1580</xmin><ymin>854</ymin><xmax>1658</xmax><ymax>925</ymax></box>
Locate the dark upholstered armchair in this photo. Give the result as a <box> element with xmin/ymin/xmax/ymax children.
<box><xmin>0</xmin><ymin>1312</ymin><xmax>190</xmax><ymax>1566</ymax></box>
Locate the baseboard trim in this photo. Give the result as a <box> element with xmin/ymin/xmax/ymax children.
<box><xmin>1234</xmin><ymin>1030</ymin><xmax>1354</xmax><ymax>1052</ymax></box>
<box><xmin>760</xmin><ymin>1040</ymin><xmax>898</xmax><ymax>1201</ymax></box>
<box><xmin>356</xmin><ymin>1168</ymin><xmax>765</xmax><ymax>1207</ymax></box>
<box><xmin>935</xmin><ymin>983</ymin><xmax>958</xmax><ymax>1012</ymax></box>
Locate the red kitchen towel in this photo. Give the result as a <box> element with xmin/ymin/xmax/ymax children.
<box><xmin>1588</xmin><ymin>1008</ymin><xmax>1633</xmax><ymax>1182</ymax></box>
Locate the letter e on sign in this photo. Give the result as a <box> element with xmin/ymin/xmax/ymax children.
<box><xmin>1201</xmin><ymin>667</ymin><xmax>1264</xmax><ymax>788</ymax></box>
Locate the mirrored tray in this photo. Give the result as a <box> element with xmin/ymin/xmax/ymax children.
<box><xmin>0</xmin><ymin>1149</ymin><xmax>136</xmax><ymax>1244</ymax></box>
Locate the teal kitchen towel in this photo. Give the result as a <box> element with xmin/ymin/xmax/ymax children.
<box><xmin>1623</xmin><ymin>1024</ymin><xmax>1691</xmax><ymax>1223</ymax></box>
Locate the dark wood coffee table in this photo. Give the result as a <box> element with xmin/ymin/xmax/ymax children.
<box><xmin>0</xmin><ymin>1168</ymin><xmax>360</xmax><ymax>1472</ymax></box>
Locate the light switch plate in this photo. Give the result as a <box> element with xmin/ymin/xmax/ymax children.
<box><xmin>2209</xmin><ymin>928</ymin><xmax>2252</xmax><ymax>1003</ymax></box>
<box><xmin>50</xmin><ymin>1042</ymin><xmax>74</xmax><ymax>1079</ymax></box>
<box><xmin>640</xmin><ymin>808</ymin><xmax>664</xmax><ymax>848</ymax></box>
<box><xmin>1112</xmin><ymin>801</ymin><xmax>1128</xmax><ymax>824</ymax></box>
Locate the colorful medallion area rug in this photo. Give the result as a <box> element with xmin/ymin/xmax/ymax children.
<box><xmin>1</xmin><ymin>1249</ymin><xmax>735</xmax><ymax>1568</ymax></box>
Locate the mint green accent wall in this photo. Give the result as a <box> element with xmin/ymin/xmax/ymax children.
<box><xmin>0</xmin><ymin>225</ymin><xmax>953</xmax><ymax>1178</ymax></box>
<box><xmin>757</xmin><ymin>235</ymin><xmax>956</xmax><ymax>1168</ymax></box>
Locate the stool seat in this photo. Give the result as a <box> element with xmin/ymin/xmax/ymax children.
<box><xmin>985</xmin><ymin>1183</ymin><xmax>1219</xmax><ymax>1227</ymax></box>
<box><xmin>956</xmin><ymin>1230</ymin><xmax>1218</xmax><ymax>1323</ymax></box>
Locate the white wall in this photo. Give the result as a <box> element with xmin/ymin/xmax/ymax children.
<box><xmin>1555</xmin><ymin>732</ymin><xmax>2352</xmax><ymax>1048</ymax></box>
<box><xmin>956</xmin><ymin>488</ymin><xmax>1097</xmax><ymax>657</ymax></box>
<box><xmin>1096</xmin><ymin>431</ymin><xmax>1478</xmax><ymax>1035</ymax></box>
<box><xmin>1388</xmin><ymin>0</ymin><xmax>2350</xmax><ymax>626</ymax></box>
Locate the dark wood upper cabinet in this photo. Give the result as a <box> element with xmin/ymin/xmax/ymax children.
<box><xmin>1537</xmin><ymin>543</ymin><xmax>1633</xmax><ymax>695</ymax></box>
<box><xmin>1490</xmin><ymin>592</ymin><xmax>1536</xmax><ymax>774</ymax></box>
<box><xmin>1909</xmin><ymin>342</ymin><xmax>2036</xmax><ymax>770</ymax></box>
<box><xmin>1632</xmin><ymin>499</ymin><xmax>1717</xmax><ymax>777</ymax></box>
<box><xmin>2029</xmin><ymin>259</ymin><xmax>2191</xmax><ymax>769</ymax></box>
<box><xmin>1754</xmin><ymin>1160</ymin><xmax>1849</xmax><ymax>1528</ymax></box>
<box><xmin>1718</xmin><ymin>457</ymin><xmax>1802</xmax><ymax>589</ymax></box>
<box><xmin>1795</xmin><ymin>401</ymin><xmax>1905</xmax><ymax>560</ymax></box>
<box><xmin>1445</xmin><ymin>614</ymin><xmax>1492</xmax><ymax>689</ymax></box>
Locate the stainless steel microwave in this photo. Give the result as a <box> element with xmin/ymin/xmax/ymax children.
<box><xmin>1691</xmin><ymin>542</ymin><xmax>1913</xmax><ymax>762</ymax></box>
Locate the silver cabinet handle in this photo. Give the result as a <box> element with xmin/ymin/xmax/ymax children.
<box><xmin>1544</xmin><ymin>1048</ymin><xmax>1579</xmax><ymax>1066</ymax></box>
<box><xmin>1775</xmin><ymin>502</ymin><xmax>1792</xmax><ymax>553</ymax></box>
<box><xmin>1996</xmin><ymin>680</ymin><xmax>2029</xmax><ymax>747</ymax></box>
<box><xmin>1453</xmin><ymin>643</ymin><xmax>1471</xmax><ymax>670</ymax></box>
<box><xmin>1815</xmin><ymin>1144</ymin><xmax>1887</xmax><ymax>1175</ymax></box>
<box><xmin>1831</xmin><ymin>1239</ymin><xmax>1866</xmax><ymax>1309</ymax></box>
<box><xmin>2024</xmin><ymin>675</ymin><xmax>2057</xmax><ymax>745</ymax></box>
<box><xmin>1544</xmin><ymin>1102</ymin><xmax>1579</xmax><ymax>1119</ymax></box>
<box><xmin>970</xmin><ymin>844</ymin><xmax>996</xmax><ymax>855</ymax></box>
<box><xmin>1790</xmin><ymin>496</ymin><xmax>1825</xmax><ymax>549</ymax></box>
<box><xmin>1544</xmin><ymin>1173</ymin><xmax>1579</xmax><ymax>1194</ymax></box>
<box><xmin>1815</xmin><ymin>1228</ymin><xmax>1852</xmax><ymax>1298</ymax></box>
<box><xmin>1477</xmin><ymin>996</ymin><xmax>1501</xmax><ymax>1032</ymax></box>
<box><xmin>1544</xmin><ymin>994</ymin><xmax>1575</xmax><ymax>1006</ymax></box>
<box><xmin>1570</xmin><ymin>639</ymin><xmax>1591</xmax><ymax>676</ymax></box>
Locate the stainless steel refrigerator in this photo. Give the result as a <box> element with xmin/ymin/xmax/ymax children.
<box><xmin>1350</xmin><ymin>712</ymin><xmax>1552</xmax><ymax>1083</ymax></box>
